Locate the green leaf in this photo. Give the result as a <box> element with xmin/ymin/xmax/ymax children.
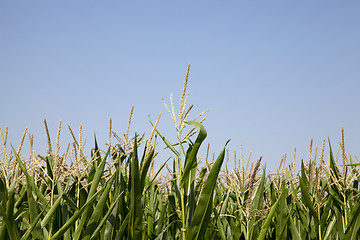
<box><xmin>289</xmin><ymin>214</ymin><xmax>301</xmax><ymax>240</ymax></box>
<box><xmin>0</xmin><ymin>202</ymin><xmax>20</xmax><ymax>240</ymax></box>
<box><xmin>62</xmin><ymin>194</ymin><xmax>78</xmax><ymax>211</ymax></box>
<box><xmin>27</xmin><ymin>184</ymin><xmax>43</xmax><ymax>239</ymax></box>
<box><xmin>0</xmin><ymin>176</ymin><xmax>8</xmax><ymax>203</ymax></box>
<box><xmin>247</xmin><ymin>168</ymin><xmax>266</xmax><ymax>240</ymax></box>
<box><xmin>116</xmin><ymin>212</ymin><xmax>130</xmax><ymax>240</ymax></box>
<box><xmin>129</xmin><ymin>134</ymin><xmax>143</xmax><ymax>239</ymax></box>
<box><xmin>88</xmin><ymin>136</ymin><xmax>101</xmax><ymax>184</ymax></box>
<box><xmin>251</xmin><ymin>168</ymin><xmax>266</xmax><ymax>211</ymax></box>
<box><xmin>144</xmin><ymin>157</ymin><xmax>169</xmax><ymax>193</ymax></box>
<box><xmin>50</xmin><ymin>191</ymin><xmax>101</xmax><ymax>240</ymax></box>
<box><xmin>186</xmin><ymin>140</ymin><xmax>230</xmax><ymax>240</ymax></box>
<box><xmin>345</xmin><ymin>201</ymin><xmax>360</xmax><ymax>238</ymax></box>
<box><xmin>258</xmin><ymin>190</ymin><xmax>285</xmax><ymax>240</ymax></box>
<box><xmin>73</xmin><ymin>145</ymin><xmax>110</xmax><ymax>240</ymax></box>
<box><xmin>41</xmin><ymin>194</ymin><xmax>64</xmax><ymax>228</ymax></box>
<box><xmin>323</xmin><ymin>215</ymin><xmax>337</xmax><ymax>240</ymax></box>
<box><xmin>299</xmin><ymin>160</ymin><xmax>319</xmax><ymax>224</ymax></box>
<box><xmin>82</xmin><ymin>169</ymin><xmax>118</xmax><ymax>240</ymax></box>
<box><xmin>180</xmin><ymin>121</ymin><xmax>207</xmax><ymax>188</ymax></box>
<box><xmin>20</xmin><ymin>201</ymin><xmax>49</xmax><ymax>240</ymax></box>
<box><xmin>12</xmin><ymin>146</ymin><xmax>48</xmax><ymax>208</ymax></box>
<box><xmin>139</xmin><ymin>144</ymin><xmax>155</xmax><ymax>192</ymax></box>
<box><xmin>328</xmin><ymin>138</ymin><xmax>340</xmax><ymax>181</ymax></box>
<box><xmin>89</xmin><ymin>193</ymin><xmax>123</xmax><ymax>240</ymax></box>
<box><xmin>0</xmin><ymin>167</ymin><xmax>20</xmax><ymax>240</ymax></box>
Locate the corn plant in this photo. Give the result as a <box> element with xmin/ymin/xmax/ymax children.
<box><xmin>1</xmin><ymin>66</ymin><xmax>360</xmax><ymax>239</ymax></box>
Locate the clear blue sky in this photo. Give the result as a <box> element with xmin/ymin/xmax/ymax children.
<box><xmin>1</xmin><ymin>1</ymin><xmax>359</xmax><ymax>172</ymax></box>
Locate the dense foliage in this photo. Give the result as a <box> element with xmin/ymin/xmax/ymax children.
<box><xmin>1</xmin><ymin>66</ymin><xmax>359</xmax><ymax>239</ymax></box>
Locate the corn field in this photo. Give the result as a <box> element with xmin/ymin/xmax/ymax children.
<box><xmin>1</xmin><ymin>67</ymin><xmax>360</xmax><ymax>239</ymax></box>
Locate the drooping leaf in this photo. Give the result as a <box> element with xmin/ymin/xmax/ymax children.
<box><xmin>180</xmin><ymin>121</ymin><xmax>207</xmax><ymax>188</ymax></box>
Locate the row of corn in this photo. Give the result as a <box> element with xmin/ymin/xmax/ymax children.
<box><xmin>0</xmin><ymin>120</ymin><xmax>359</xmax><ymax>239</ymax></box>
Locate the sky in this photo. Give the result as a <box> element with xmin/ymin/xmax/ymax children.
<box><xmin>1</xmin><ymin>1</ymin><xmax>360</xmax><ymax>173</ymax></box>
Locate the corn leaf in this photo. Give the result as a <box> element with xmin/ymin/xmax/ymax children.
<box><xmin>73</xmin><ymin>144</ymin><xmax>110</xmax><ymax>239</ymax></box>
<box><xmin>180</xmin><ymin>121</ymin><xmax>207</xmax><ymax>188</ymax></box>
<box><xmin>50</xmin><ymin>191</ymin><xmax>101</xmax><ymax>240</ymax></box>
<box><xmin>129</xmin><ymin>134</ymin><xmax>143</xmax><ymax>239</ymax></box>
<box><xmin>258</xmin><ymin>190</ymin><xmax>285</xmax><ymax>240</ymax></box>
<box><xmin>299</xmin><ymin>160</ymin><xmax>319</xmax><ymax>224</ymax></box>
<box><xmin>186</xmin><ymin>140</ymin><xmax>230</xmax><ymax>240</ymax></box>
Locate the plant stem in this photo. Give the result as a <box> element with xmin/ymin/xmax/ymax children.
<box><xmin>177</xmin><ymin>126</ymin><xmax>186</xmax><ymax>240</ymax></box>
